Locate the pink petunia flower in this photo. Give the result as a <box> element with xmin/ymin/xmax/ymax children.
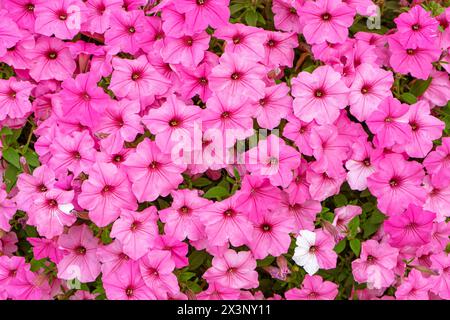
<box><xmin>103</xmin><ymin>262</ymin><xmax>156</xmax><ymax>300</ymax></box>
<box><xmin>48</xmin><ymin>130</ymin><xmax>96</xmax><ymax>177</ymax></box>
<box><xmin>78</xmin><ymin>162</ymin><xmax>137</xmax><ymax>227</ymax></box>
<box><xmin>60</xmin><ymin>71</ymin><xmax>111</xmax><ymax>128</ymax></box>
<box><xmin>123</xmin><ymin>139</ymin><xmax>187</xmax><ymax>202</ymax></box>
<box><xmin>209</xmin><ymin>53</ymin><xmax>267</xmax><ymax>104</ymax></box>
<box><xmin>285</xmin><ymin>275</ymin><xmax>338</xmax><ymax>300</ymax></box>
<box><xmin>292</xmin><ymin>65</ymin><xmax>349</xmax><ymax>125</ymax></box>
<box><xmin>262</xmin><ymin>31</ymin><xmax>298</xmax><ymax>68</ymax></box>
<box><xmin>366</xmin><ymin>97</ymin><xmax>412</xmax><ymax>148</ymax></box>
<box><xmin>367</xmin><ymin>154</ymin><xmax>426</xmax><ymax>215</ymax></box>
<box><xmin>57</xmin><ymin>224</ymin><xmax>101</xmax><ymax>283</ymax></box>
<box><xmin>332</xmin><ymin>205</ymin><xmax>362</xmax><ymax>234</ymax></box>
<box><xmin>349</xmin><ymin>63</ymin><xmax>394</xmax><ymax>121</ymax></box>
<box><xmin>0</xmin><ymin>9</ymin><xmax>22</xmax><ymax>56</ymax></box>
<box><xmin>139</xmin><ymin>250</ymin><xmax>179</xmax><ymax>298</ymax></box>
<box><xmin>352</xmin><ymin>240</ymin><xmax>399</xmax><ymax>289</ymax></box>
<box><xmin>200</xmin><ymin>195</ymin><xmax>253</xmax><ymax>247</ymax></box>
<box><xmin>424</xmin><ymin>137</ymin><xmax>450</xmax><ymax>180</ymax></box>
<box><xmin>299</xmin><ymin>0</ymin><xmax>355</xmax><ymax>44</ymax></box>
<box><xmin>394</xmin><ymin>5</ymin><xmax>439</xmax><ymax>48</ymax></box>
<box><xmin>2</xmin><ymin>0</ymin><xmax>39</xmax><ymax>31</ymax></box>
<box><xmin>384</xmin><ymin>204</ymin><xmax>436</xmax><ymax>248</ymax></box>
<box><xmin>395</xmin><ymin>269</ymin><xmax>431</xmax><ymax>300</ymax></box>
<box><xmin>173</xmin><ymin>0</ymin><xmax>230</xmax><ymax>32</ymax></box>
<box><xmin>142</xmin><ymin>94</ymin><xmax>201</xmax><ymax>152</ymax></box>
<box><xmin>272</xmin><ymin>0</ymin><xmax>302</xmax><ymax>33</ymax></box>
<box><xmin>161</xmin><ymin>31</ymin><xmax>210</xmax><ymax>68</ymax></box>
<box><xmin>95</xmin><ymin>99</ymin><xmax>143</xmax><ymax>153</ymax></box>
<box><xmin>0</xmin><ymin>77</ymin><xmax>35</xmax><ymax>121</ymax></box>
<box><xmin>159</xmin><ymin>189</ymin><xmax>210</xmax><ymax>241</ymax></box>
<box><xmin>110</xmin><ymin>207</ymin><xmax>158</xmax><ymax>261</ymax></box>
<box><xmin>28</xmin><ymin>36</ymin><xmax>76</xmax><ymax>82</ymax></box>
<box><xmin>83</xmin><ymin>0</ymin><xmax>122</xmax><ymax>34</ymax></box>
<box><xmin>203</xmin><ymin>249</ymin><xmax>259</xmax><ymax>290</ymax></box>
<box><xmin>248</xmin><ymin>210</ymin><xmax>293</xmax><ymax>259</ymax></box>
<box><xmin>109</xmin><ymin>55</ymin><xmax>171</xmax><ymax>106</ymax></box>
<box><xmin>31</xmin><ymin>188</ymin><xmax>76</xmax><ymax>239</ymax></box>
<box><xmin>215</xmin><ymin>23</ymin><xmax>267</xmax><ymax>61</ymax></box>
<box><xmin>34</xmin><ymin>0</ymin><xmax>86</xmax><ymax>40</ymax></box>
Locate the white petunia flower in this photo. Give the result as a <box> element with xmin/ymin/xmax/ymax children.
<box><xmin>292</xmin><ymin>230</ymin><xmax>320</xmax><ymax>275</ymax></box>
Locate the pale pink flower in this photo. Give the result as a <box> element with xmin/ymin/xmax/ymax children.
<box><xmin>285</xmin><ymin>275</ymin><xmax>338</xmax><ymax>300</ymax></box>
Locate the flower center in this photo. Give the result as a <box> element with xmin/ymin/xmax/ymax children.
<box><xmin>406</xmin><ymin>49</ymin><xmax>415</xmax><ymax>55</ymax></box>
<box><xmin>128</xmin><ymin>26</ymin><xmax>136</xmax><ymax>34</ymax></box>
<box><xmin>230</xmin><ymin>72</ymin><xmax>240</xmax><ymax>80</ymax></box>
<box><xmin>113</xmin><ymin>154</ymin><xmax>123</xmax><ymax>163</ymax></box>
<box><xmin>367</xmin><ymin>255</ymin><xmax>376</xmax><ymax>263</ymax></box>
<box><xmin>125</xmin><ymin>287</ymin><xmax>134</xmax><ymax>297</ymax></box>
<box><xmin>199</xmin><ymin>77</ymin><xmax>208</xmax><ymax>85</ymax></box>
<box><xmin>232</xmin><ymin>36</ymin><xmax>241</xmax><ymax>44</ymax></box>
<box><xmin>131</xmin><ymin>72</ymin><xmax>140</xmax><ymax>81</ymax></box>
<box><xmin>412</xmin><ymin>24</ymin><xmax>420</xmax><ymax>31</ymax></box>
<box><xmin>361</xmin><ymin>85</ymin><xmax>370</xmax><ymax>94</ymax></box>
<box><xmin>72</xmin><ymin>151</ymin><xmax>81</xmax><ymax>160</ymax></box>
<box><xmin>410</xmin><ymin>122</ymin><xmax>419</xmax><ymax>131</ymax></box>
<box><xmin>289</xmin><ymin>7</ymin><xmax>297</xmax><ymax>14</ymax></box>
<box><xmin>179</xmin><ymin>206</ymin><xmax>191</xmax><ymax>215</ymax></box>
<box><xmin>169</xmin><ymin>119</ymin><xmax>179</xmax><ymax>127</ymax></box>
<box><xmin>196</xmin><ymin>0</ymin><xmax>206</xmax><ymax>5</ymax></box>
<box><xmin>314</xmin><ymin>89</ymin><xmax>324</xmax><ymax>98</ymax></box>
<box><xmin>185</xmin><ymin>37</ymin><xmax>193</xmax><ymax>46</ymax></box>
<box><xmin>221</xmin><ymin>111</ymin><xmax>230</xmax><ymax>119</ymax></box>
<box><xmin>267</xmin><ymin>40</ymin><xmax>276</xmax><ymax>47</ymax></box>
<box><xmin>48</xmin><ymin>199</ymin><xmax>58</xmax><ymax>207</ymax></box>
<box><xmin>321</xmin><ymin>13</ymin><xmax>331</xmax><ymax>21</ymax></box>
<box><xmin>259</xmin><ymin>98</ymin><xmax>266</xmax><ymax>106</ymax></box>
<box><xmin>309</xmin><ymin>245</ymin><xmax>318</xmax><ymax>253</ymax></box>
<box><xmin>26</xmin><ymin>3</ymin><xmax>35</xmax><ymax>11</ymax></box>
<box><xmin>384</xmin><ymin>117</ymin><xmax>393</xmax><ymax>123</ymax></box>
<box><xmin>149</xmin><ymin>161</ymin><xmax>159</xmax><ymax>170</ymax></box>
<box><xmin>224</xmin><ymin>209</ymin><xmax>235</xmax><ymax>217</ymax></box>
<box><xmin>261</xmin><ymin>224</ymin><xmax>271</xmax><ymax>232</ymax></box>
<box><xmin>130</xmin><ymin>221</ymin><xmax>140</xmax><ymax>231</ymax></box>
<box><xmin>58</xmin><ymin>11</ymin><xmax>67</xmax><ymax>20</ymax></box>
<box><xmin>363</xmin><ymin>158</ymin><xmax>371</xmax><ymax>167</ymax></box>
<box><xmin>76</xmin><ymin>246</ymin><xmax>86</xmax><ymax>255</ymax></box>
<box><xmin>39</xmin><ymin>184</ymin><xmax>48</xmax><ymax>192</ymax></box>
<box><xmin>102</xmin><ymin>185</ymin><xmax>113</xmax><ymax>193</ymax></box>
<box><xmin>389</xmin><ymin>178</ymin><xmax>399</xmax><ymax>187</ymax></box>
<box><xmin>48</xmin><ymin>51</ymin><xmax>58</xmax><ymax>59</ymax></box>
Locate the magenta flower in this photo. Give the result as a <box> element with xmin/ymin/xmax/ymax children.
<box><xmin>246</xmin><ymin>135</ymin><xmax>301</xmax><ymax>188</ymax></box>
<box><xmin>366</xmin><ymin>97</ymin><xmax>412</xmax><ymax>148</ymax></box>
<box><xmin>161</xmin><ymin>31</ymin><xmax>210</xmax><ymax>68</ymax></box>
<box><xmin>139</xmin><ymin>250</ymin><xmax>179</xmax><ymax>298</ymax></box>
<box><xmin>196</xmin><ymin>282</ymin><xmax>240</xmax><ymax>300</ymax></box>
<box><xmin>332</xmin><ymin>205</ymin><xmax>362</xmax><ymax>234</ymax></box>
<box><xmin>0</xmin><ymin>77</ymin><xmax>34</xmax><ymax>121</ymax></box>
<box><xmin>367</xmin><ymin>154</ymin><xmax>426</xmax><ymax>215</ymax></box>
<box><xmin>61</xmin><ymin>72</ymin><xmax>110</xmax><ymax>127</ymax></box>
<box><xmin>16</xmin><ymin>165</ymin><xmax>55</xmax><ymax>212</ymax></box>
<box><xmin>234</xmin><ymin>175</ymin><xmax>283</xmax><ymax>221</ymax></box>
<box><xmin>110</xmin><ymin>55</ymin><xmax>171</xmax><ymax>106</ymax></box>
<box><xmin>424</xmin><ymin>137</ymin><xmax>450</xmax><ymax>180</ymax></box>
<box><xmin>159</xmin><ymin>189</ymin><xmax>210</xmax><ymax>241</ymax></box>
<box><xmin>178</xmin><ymin>54</ymin><xmax>217</xmax><ymax>101</ymax></box>
<box><xmin>352</xmin><ymin>240</ymin><xmax>399</xmax><ymax>289</ymax></box>
<box><xmin>103</xmin><ymin>262</ymin><xmax>156</xmax><ymax>300</ymax></box>
<box><xmin>0</xmin><ymin>10</ymin><xmax>21</xmax><ymax>56</ymax></box>
<box><xmin>215</xmin><ymin>23</ymin><xmax>267</xmax><ymax>61</ymax></box>
<box><xmin>384</xmin><ymin>204</ymin><xmax>436</xmax><ymax>248</ymax></box>
<box><xmin>279</xmin><ymin>196</ymin><xmax>322</xmax><ymax>232</ymax></box>
<box><xmin>31</xmin><ymin>188</ymin><xmax>76</xmax><ymax>239</ymax></box>
<box><xmin>2</xmin><ymin>0</ymin><xmax>38</xmax><ymax>31</ymax></box>
<box><xmin>28</xmin><ymin>237</ymin><xmax>65</xmax><ymax>264</ymax></box>
<box><xmin>123</xmin><ymin>139</ymin><xmax>187</xmax><ymax>202</ymax></box>
<box><xmin>28</xmin><ymin>36</ymin><xmax>76</xmax><ymax>82</ymax></box>
<box><xmin>143</xmin><ymin>94</ymin><xmax>201</xmax><ymax>152</ymax></box>
<box><xmin>395</xmin><ymin>269</ymin><xmax>432</xmax><ymax>300</ymax></box>
<box><xmin>394</xmin><ymin>5</ymin><xmax>439</xmax><ymax>48</ymax></box>
<box><xmin>110</xmin><ymin>207</ymin><xmax>158</xmax><ymax>261</ymax></box>
<box><xmin>174</xmin><ymin>0</ymin><xmax>230</xmax><ymax>32</ymax></box>
<box><xmin>262</xmin><ymin>31</ymin><xmax>298</xmax><ymax>68</ymax></box>
<box><xmin>250</xmin><ymin>83</ymin><xmax>292</xmax><ymax>130</ymax></box>
<box><xmin>349</xmin><ymin>63</ymin><xmax>394</xmax><ymax>121</ymax></box>
<box><xmin>209</xmin><ymin>52</ymin><xmax>267</xmax><ymax>104</ymax></box>
<box><xmin>272</xmin><ymin>0</ymin><xmax>302</xmax><ymax>33</ymax></box>
<box><xmin>248</xmin><ymin>210</ymin><xmax>293</xmax><ymax>259</ymax></box>
<box><xmin>203</xmin><ymin>249</ymin><xmax>259</xmax><ymax>289</ymax></box>
<box><xmin>300</xmin><ymin>0</ymin><xmax>355</xmax><ymax>44</ymax></box>
<box><xmin>285</xmin><ymin>275</ymin><xmax>338</xmax><ymax>300</ymax></box>
<box><xmin>78</xmin><ymin>162</ymin><xmax>137</xmax><ymax>227</ymax></box>
<box><xmin>48</xmin><ymin>130</ymin><xmax>96</xmax><ymax>176</ymax></box>
<box><xmin>200</xmin><ymin>195</ymin><xmax>253</xmax><ymax>247</ymax></box>
<box><xmin>388</xmin><ymin>34</ymin><xmax>441</xmax><ymax>80</ymax></box>
<box><xmin>430</xmin><ymin>253</ymin><xmax>450</xmax><ymax>300</ymax></box>
<box><xmin>57</xmin><ymin>225</ymin><xmax>101</xmax><ymax>283</ymax></box>
<box><xmin>34</xmin><ymin>0</ymin><xmax>86</xmax><ymax>40</ymax></box>
<box><xmin>83</xmin><ymin>0</ymin><xmax>122</xmax><ymax>34</ymax></box>
<box><xmin>292</xmin><ymin>65</ymin><xmax>349</xmax><ymax>125</ymax></box>
<box><xmin>0</xmin><ymin>187</ymin><xmax>16</xmax><ymax>232</ymax></box>
<box><xmin>95</xmin><ymin>99</ymin><xmax>143</xmax><ymax>153</ymax></box>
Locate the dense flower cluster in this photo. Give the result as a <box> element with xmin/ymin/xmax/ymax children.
<box><xmin>0</xmin><ymin>0</ymin><xmax>449</xmax><ymax>300</ymax></box>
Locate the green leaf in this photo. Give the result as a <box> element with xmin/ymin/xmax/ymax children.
<box><xmin>410</xmin><ymin>77</ymin><xmax>432</xmax><ymax>97</ymax></box>
<box><xmin>349</xmin><ymin>239</ymin><xmax>361</xmax><ymax>257</ymax></box>
<box><xmin>245</xmin><ymin>10</ymin><xmax>258</xmax><ymax>26</ymax></box>
<box><xmin>24</xmin><ymin>150</ymin><xmax>40</xmax><ymax>167</ymax></box>
<box><xmin>203</xmin><ymin>186</ymin><xmax>229</xmax><ymax>200</ymax></box>
<box><xmin>2</xmin><ymin>148</ymin><xmax>21</xmax><ymax>168</ymax></box>
<box><xmin>0</xmin><ymin>127</ymin><xmax>13</xmax><ymax>136</ymax></box>
<box><xmin>192</xmin><ymin>177</ymin><xmax>212</xmax><ymax>187</ymax></box>
<box><xmin>333</xmin><ymin>194</ymin><xmax>347</xmax><ymax>207</ymax></box>
<box><xmin>186</xmin><ymin>281</ymin><xmax>202</xmax><ymax>293</ymax></box>
<box><xmin>178</xmin><ymin>271</ymin><xmax>196</xmax><ymax>282</ymax></box>
<box><xmin>257</xmin><ymin>256</ymin><xmax>275</xmax><ymax>267</ymax></box>
<box><xmin>334</xmin><ymin>239</ymin><xmax>347</xmax><ymax>254</ymax></box>
<box><xmin>369</xmin><ymin>209</ymin><xmax>386</xmax><ymax>224</ymax></box>
<box><xmin>400</xmin><ymin>92</ymin><xmax>417</xmax><ymax>104</ymax></box>
<box><xmin>4</xmin><ymin>164</ymin><xmax>19</xmax><ymax>191</ymax></box>
<box><xmin>230</xmin><ymin>3</ymin><xmax>247</xmax><ymax>15</ymax></box>
<box><xmin>347</xmin><ymin>216</ymin><xmax>360</xmax><ymax>237</ymax></box>
<box><xmin>188</xmin><ymin>250</ymin><xmax>207</xmax><ymax>270</ymax></box>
